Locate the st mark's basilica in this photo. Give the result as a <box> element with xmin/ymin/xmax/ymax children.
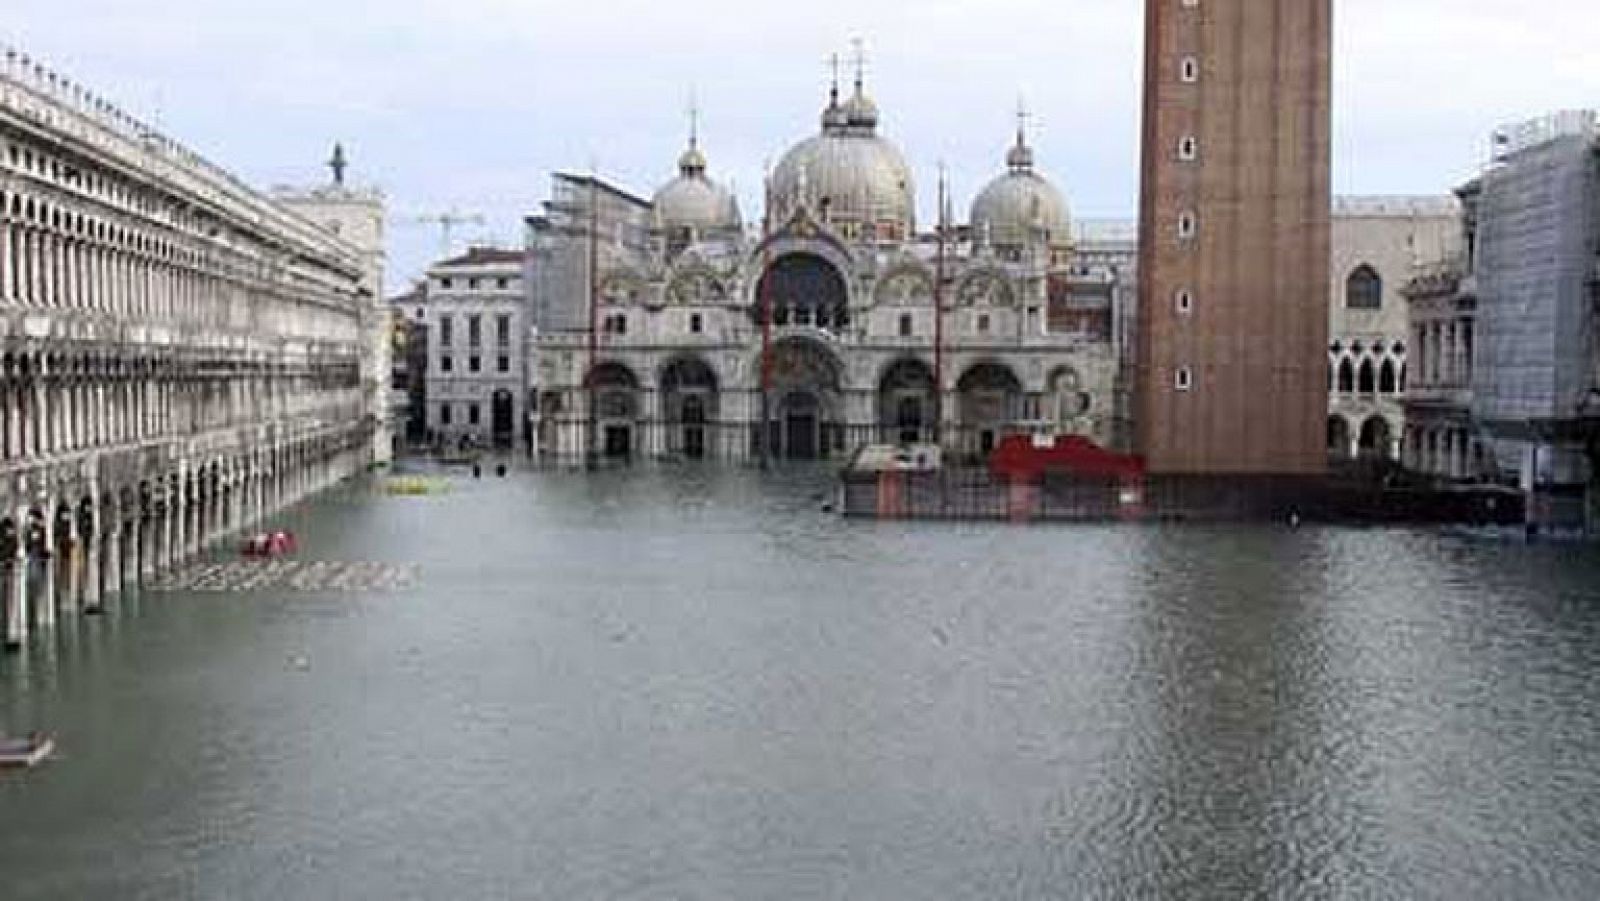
<box><xmin>526</xmin><ymin>66</ymin><xmax>1134</xmax><ymax>463</ymax></box>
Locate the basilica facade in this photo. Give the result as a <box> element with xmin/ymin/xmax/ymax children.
<box><xmin>528</xmin><ymin>74</ymin><xmax>1132</xmax><ymax>463</ymax></box>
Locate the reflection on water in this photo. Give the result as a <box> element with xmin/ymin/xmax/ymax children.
<box><xmin>3</xmin><ymin>463</ymin><xmax>1599</xmax><ymax>899</ymax></box>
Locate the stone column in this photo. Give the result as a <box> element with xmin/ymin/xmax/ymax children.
<box><xmin>135</xmin><ymin>511</ymin><xmax>150</xmax><ymax>585</ymax></box>
<box><xmin>59</xmin><ymin>527</ymin><xmax>81</xmax><ymax>617</ymax></box>
<box><xmin>83</xmin><ymin>512</ymin><xmax>102</xmax><ymax>613</ymax></box>
<box><xmin>101</xmin><ymin>519</ymin><xmax>120</xmax><ymax>605</ymax></box>
<box><xmin>162</xmin><ymin>493</ymin><xmax>177</xmax><ymax>574</ymax></box>
<box><xmin>173</xmin><ymin>475</ymin><xmax>188</xmax><ymax>566</ymax></box>
<box><xmin>5</xmin><ymin>527</ymin><xmax>27</xmax><ymax>648</ymax></box>
<box><xmin>37</xmin><ymin>513</ymin><xmax>56</xmax><ymax>629</ymax></box>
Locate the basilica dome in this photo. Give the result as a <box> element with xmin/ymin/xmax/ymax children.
<box><xmin>653</xmin><ymin>139</ymin><xmax>741</xmax><ymax>237</ymax></box>
<box><xmin>970</xmin><ymin>127</ymin><xmax>1071</xmax><ymax>249</ymax></box>
<box><xmin>769</xmin><ymin>77</ymin><xmax>915</xmax><ymax>238</ymax></box>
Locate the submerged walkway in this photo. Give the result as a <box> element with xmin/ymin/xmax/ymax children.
<box><xmin>148</xmin><ymin>560</ymin><xmax>420</xmax><ymax>593</ymax></box>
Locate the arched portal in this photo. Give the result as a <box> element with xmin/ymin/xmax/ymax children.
<box><xmin>661</xmin><ymin>356</ymin><xmax>719</xmax><ymax>460</ymax></box>
<box><xmin>752</xmin><ymin>253</ymin><xmax>850</xmax><ymax>331</ymax></box>
<box><xmin>759</xmin><ymin>337</ymin><xmax>844</xmax><ymax>460</ymax></box>
<box><xmin>957</xmin><ymin>362</ymin><xmax>1023</xmax><ymax>457</ymax></box>
<box><xmin>1358</xmin><ymin>358</ymin><xmax>1376</xmax><ymax>394</ymax></box>
<box><xmin>1359</xmin><ymin>416</ymin><xmax>1392</xmax><ymax>459</ymax></box>
<box><xmin>587</xmin><ymin>361</ymin><xmax>640</xmax><ymax>459</ymax></box>
<box><xmin>877</xmin><ymin>357</ymin><xmax>935</xmax><ymax>445</ymax></box>
<box><xmin>1327</xmin><ymin>415</ymin><xmax>1352</xmax><ymax>459</ymax></box>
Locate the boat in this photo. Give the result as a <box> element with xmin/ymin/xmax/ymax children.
<box><xmin>0</xmin><ymin>732</ymin><xmax>54</xmax><ymax>768</ymax></box>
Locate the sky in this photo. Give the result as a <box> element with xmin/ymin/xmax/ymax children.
<box><xmin>7</xmin><ymin>1</ymin><xmax>1599</xmax><ymax>292</ymax></box>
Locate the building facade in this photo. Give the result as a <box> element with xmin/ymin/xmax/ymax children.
<box><xmin>526</xmin><ymin>74</ymin><xmax>1127</xmax><ymax>464</ymax></box>
<box><xmin>273</xmin><ymin>155</ymin><xmax>390</xmax><ymax>462</ymax></box>
<box><xmin>414</xmin><ymin>247</ymin><xmax>527</xmax><ymax>449</ymax></box>
<box><xmin>1402</xmin><ymin>181</ymin><xmax>1492</xmax><ymax>483</ymax></box>
<box><xmin>1402</xmin><ymin>113</ymin><xmax>1600</xmax><ymax>533</ymax></box>
<box><xmin>1471</xmin><ymin>113</ymin><xmax>1600</xmax><ymax>529</ymax></box>
<box><xmin>1327</xmin><ymin>196</ymin><xmax>1460</xmax><ymax>463</ymax></box>
<box><xmin>0</xmin><ymin>47</ymin><xmax>382</xmax><ymax>645</ymax></box>
<box><xmin>1135</xmin><ymin>0</ymin><xmax>1332</xmax><ymax>475</ymax></box>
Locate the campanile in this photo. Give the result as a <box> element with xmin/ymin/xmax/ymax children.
<box><xmin>1135</xmin><ymin>0</ymin><xmax>1332</xmax><ymax>474</ymax></box>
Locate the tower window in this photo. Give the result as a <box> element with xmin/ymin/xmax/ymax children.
<box><xmin>1177</xmin><ymin>212</ymin><xmax>1197</xmax><ymax>240</ymax></box>
<box><xmin>1175</xmin><ymin>290</ymin><xmax>1193</xmax><ymax>315</ymax></box>
<box><xmin>1175</xmin><ymin>367</ymin><xmax>1194</xmax><ymax>392</ymax></box>
<box><xmin>1180</xmin><ymin>57</ymin><xmax>1200</xmax><ymax>83</ymax></box>
<box><xmin>689</xmin><ymin>313</ymin><xmax>703</xmax><ymax>334</ymax></box>
<box><xmin>898</xmin><ymin>313</ymin><xmax>913</xmax><ymax>337</ymax></box>
<box><xmin>1178</xmin><ymin>136</ymin><xmax>1198</xmax><ymax>161</ymax></box>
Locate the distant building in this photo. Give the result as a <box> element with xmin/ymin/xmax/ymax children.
<box><xmin>388</xmin><ymin>284</ymin><xmax>428</xmax><ymax>445</ymax></box>
<box><xmin>1327</xmin><ymin>197</ymin><xmax>1461</xmax><ymax>464</ymax></box>
<box><xmin>1401</xmin><ymin>112</ymin><xmax>1600</xmax><ymax>532</ymax></box>
<box><xmin>273</xmin><ymin>147</ymin><xmax>391</xmax><ymax>462</ymax></box>
<box><xmin>523</xmin><ymin>70</ymin><xmax>1128</xmax><ymax>463</ymax></box>
<box><xmin>1402</xmin><ymin>179</ymin><xmax>1492</xmax><ymax>483</ymax></box>
<box><xmin>415</xmin><ymin>248</ymin><xmax>528</xmax><ymax>449</ymax></box>
<box><xmin>525</xmin><ymin>173</ymin><xmax>654</xmax><ymax>335</ymax></box>
<box><xmin>1471</xmin><ymin>112</ymin><xmax>1600</xmax><ymax>530</ymax></box>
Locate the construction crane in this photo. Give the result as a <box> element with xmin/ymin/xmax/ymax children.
<box><xmin>401</xmin><ymin>210</ymin><xmax>487</xmax><ymax>259</ymax></box>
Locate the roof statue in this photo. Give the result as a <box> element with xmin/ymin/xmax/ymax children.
<box><xmin>329</xmin><ymin>142</ymin><xmax>347</xmax><ymax>186</ymax></box>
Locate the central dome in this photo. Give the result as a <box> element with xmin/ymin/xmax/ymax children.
<box><xmin>769</xmin><ymin>77</ymin><xmax>915</xmax><ymax>239</ymax></box>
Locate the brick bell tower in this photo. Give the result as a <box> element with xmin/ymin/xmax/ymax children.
<box><xmin>1134</xmin><ymin>0</ymin><xmax>1332</xmax><ymax>475</ymax></box>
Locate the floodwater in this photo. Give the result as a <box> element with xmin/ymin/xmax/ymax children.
<box><xmin>3</xmin><ymin>463</ymin><xmax>1599</xmax><ymax>899</ymax></box>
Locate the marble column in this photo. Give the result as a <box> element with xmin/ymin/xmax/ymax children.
<box><xmin>5</xmin><ymin>525</ymin><xmax>28</xmax><ymax>648</ymax></box>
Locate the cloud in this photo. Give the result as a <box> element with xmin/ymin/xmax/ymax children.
<box><xmin>7</xmin><ymin>0</ymin><xmax>1596</xmax><ymax>290</ymax></box>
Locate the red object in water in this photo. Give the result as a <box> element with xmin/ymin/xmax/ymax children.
<box><xmin>241</xmin><ymin>531</ymin><xmax>297</xmax><ymax>557</ymax></box>
<box><xmin>988</xmin><ymin>435</ymin><xmax>1146</xmax><ymax>480</ymax></box>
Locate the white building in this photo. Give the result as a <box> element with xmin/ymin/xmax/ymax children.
<box><xmin>1326</xmin><ymin>196</ymin><xmax>1461</xmax><ymax>463</ymax></box>
<box><xmin>411</xmin><ymin>247</ymin><xmax>527</xmax><ymax>449</ymax></box>
<box><xmin>527</xmin><ymin>71</ymin><xmax>1128</xmax><ymax>463</ymax></box>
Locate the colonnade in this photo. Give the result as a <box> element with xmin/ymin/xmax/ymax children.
<box><xmin>1</xmin><ymin>46</ymin><xmax>380</xmax><ymax>648</ymax></box>
<box><xmin>1403</xmin><ymin>423</ymin><xmax>1485</xmax><ymax>482</ymax></box>
<box><xmin>1</xmin><ymin>430</ymin><xmax>365</xmax><ymax>646</ymax></box>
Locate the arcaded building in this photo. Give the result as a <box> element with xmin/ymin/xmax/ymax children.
<box><xmin>0</xmin><ymin>48</ymin><xmax>385</xmax><ymax>644</ymax></box>
<box><xmin>1326</xmin><ymin>196</ymin><xmax>1460</xmax><ymax>463</ymax></box>
<box><xmin>526</xmin><ymin>71</ymin><xmax>1131</xmax><ymax>463</ymax></box>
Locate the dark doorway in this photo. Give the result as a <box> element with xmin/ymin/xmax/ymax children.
<box><xmin>783</xmin><ymin>392</ymin><xmax>820</xmax><ymax>460</ymax></box>
<box><xmin>896</xmin><ymin>396</ymin><xmax>923</xmax><ymax>445</ymax></box>
<box><xmin>491</xmin><ymin>390</ymin><xmax>514</xmax><ymax>449</ymax></box>
<box><xmin>604</xmin><ymin>425</ymin><xmax>632</xmax><ymax>459</ymax></box>
<box><xmin>682</xmin><ymin>396</ymin><xmax>707</xmax><ymax>460</ymax></box>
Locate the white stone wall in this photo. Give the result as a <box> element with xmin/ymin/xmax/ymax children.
<box><xmin>1327</xmin><ymin>197</ymin><xmax>1461</xmax><ymax>461</ymax></box>
<box><xmin>0</xmin><ymin>47</ymin><xmax>375</xmax><ymax>644</ymax></box>
<box><xmin>418</xmin><ymin>256</ymin><xmax>527</xmax><ymax>447</ymax></box>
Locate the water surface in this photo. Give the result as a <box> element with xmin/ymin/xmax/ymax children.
<box><xmin>3</xmin><ymin>464</ymin><xmax>1599</xmax><ymax>899</ymax></box>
